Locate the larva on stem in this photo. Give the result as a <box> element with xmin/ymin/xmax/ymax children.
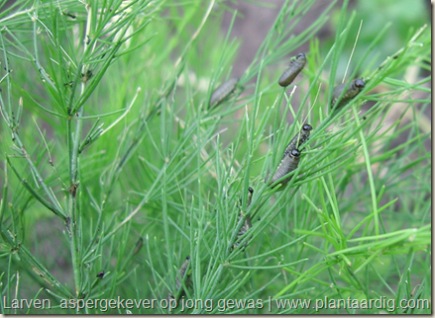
<box><xmin>330</xmin><ymin>78</ymin><xmax>365</xmax><ymax>110</ymax></box>
<box><xmin>168</xmin><ymin>256</ymin><xmax>191</xmax><ymax>302</ymax></box>
<box><xmin>278</xmin><ymin>53</ymin><xmax>306</xmax><ymax>87</ymax></box>
<box><xmin>270</xmin><ymin>148</ymin><xmax>301</xmax><ymax>187</ymax></box>
<box><xmin>284</xmin><ymin>123</ymin><xmax>312</xmax><ymax>154</ymax></box>
<box><xmin>234</xmin><ymin>187</ymin><xmax>254</xmax><ymax>250</ymax></box>
<box><xmin>209</xmin><ymin>77</ymin><xmax>239</xmax><ymax>108</ymax></box>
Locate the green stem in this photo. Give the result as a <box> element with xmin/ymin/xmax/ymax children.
<box><xmin>68</xmin><ymin>1</ymin><xmax>94</xmax><ymax>298</ymax></box>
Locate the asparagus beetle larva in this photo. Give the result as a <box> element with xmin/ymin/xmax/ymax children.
<box><xmin>209</xmin><ymin>77</ymin><xmax>239</xmax><ymax>108</ymax></box>
<box><xmin>270</xmin><ymin>148</ymin><xmax>301</xmax><ymax>187</ymax></box>
<box><xmin>278</xmin><ymin>53</ymin><xmax>306</xmax><ymax>87</ymax></box>
<box><xmin>234</xmin><ymin>187</ymin><xmax>254</xmax><ymax>250</ymax></box>
<box><xmin>284</xmin><ymin>123</ymin><xmax>312</xmax><ymax>155</ymax></box>
<box><xmin>168</xmin><ymin>256</ymin><xmax>191</xmax><ymax>302</ymax></box>
<box><xmin>331</xmin><ymin>78</ymin><xmax>365</xmax><ymax>110</ymax></box>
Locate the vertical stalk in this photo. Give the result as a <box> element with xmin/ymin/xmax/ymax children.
<box><xmin>67</xmin><ymin>2</ymin><xmax>93</xmax><ymax>298</ymax></box>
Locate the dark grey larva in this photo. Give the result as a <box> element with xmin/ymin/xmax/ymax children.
<box><xmin>278</xmin><ymin>53</ymin><xmax>306</xmax><ymax>87</ymax></box>
<box><xmin>234</xmin><ymin>187</ymin><xmax>254</xmax><ymax>250</ymax></box>
<box><xmin>330</xmin><ymin>78</ymin><xmax>365</xmax><ymax>110</ymax></box>
<box><xmin>284</xmin><ymin>123</ymin><xmax>312</xmax><ymax>155</ymax></box>
<box><xmin>240</xmin><ymin>216</ymin><xmax>251</xmax><ymax>234</ymax></box>
<box><xmin>175</xmin><ymin>256</ymin><xmax>190</xmax><ymax>290</ymax></box>
<box><xmin>209</xmin><ymin>77</ymin><xmax>238</xmax><ymax>108</ymax></box>
<box><xmin>236</xmin><ymin>215</ymin><xmax>252</xmax><ymax>243</ymax></box>
<box><xmin>270</xmin><ymin>148</ymin><xmax>301</xmax><ymax>186</ymax></box>
<box><xmin>168</xmin><ymin>256</ymin><xmax>191</xmax><ymax>301</ymax></box>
